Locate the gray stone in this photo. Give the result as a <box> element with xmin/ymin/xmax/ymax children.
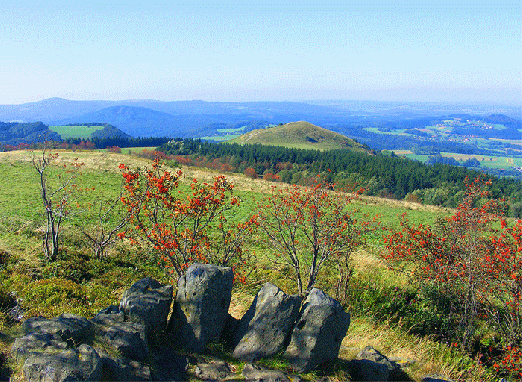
<box><xmin>421</xmin><ymin>375</ymin><xmax>455</xmax><ymax>382</ymax></box>
<box><xmin>349</xmin><ymin>359</ymin><xmax>390</xmax><ymax>381</ymax></box>
<box><xmin>233</xmin><ymin>282</ymin><xmax>302</xmax><ymax>361</ymax></box>
<box><xmin>119</xmin><ymin>277</ymin><xmax>173</xmax><ymax>338</ymax></box>
<box><xmin>11</xmin><ymin>332</ymin><xmax>68</xmax><ymax>362</ymax></box>
<box><xmin>23</xmin><ymin>313</ymin><xmax>94</xmax><ymax>345</ymax></box>
<box><xmin>171</xmin><ymin>263</ymin><xmax>234</xmax><ymax>353</ymax></box>
<box><xmin>22</xmin><ymin>344</ymin><xmax>102</xmax><ymax>382</ymax></box>
<box><xmin>90</xmin><ymin>305</ymin><xmax>125</xmax><ymax>327</ymax></box>
<box><xmin>96</xmin><ymin>348</ymin><xmax>151</xmax><ymax>381</ymax></box>
<box><xmin>149</xmin><ymin>345</ymin><xmax>189</xmax><ymax>381</ymax></box>
<box><xmin>349</xmin><ymin>347</ymin><xmax>410</xmax><ymax>381</ymax></box>
<box><xmin>242</xmin><ymin>363</ymin><xmax>290</xmax><ymax>382</ymax></box>
<box><xmin>195</xmin><ymin>360</ymin><xmax>235</xmax><ymax>380</ymax></box>
<box><xmin>95</xmin><ymin>322</ymin><xmax>148</xmax><ymax>362</ymax></box>
<box><xmin>284</xmin><ymin>288</ymin><xmax>350</xmax><ymax>373</ymax></box>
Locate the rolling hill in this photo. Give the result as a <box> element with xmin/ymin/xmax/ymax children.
<box><xmin>231</xmin><ymin>121</ymin><xmax>370</xmax><ymax>152</ymax></box>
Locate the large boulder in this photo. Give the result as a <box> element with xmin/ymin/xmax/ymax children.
<box><xmin>348</xmin><ymin>346</ymin><xmax>399</xmax><ymax>381</ymax></box>
<box><xmin>171</xmin><ymin>263</ymin><xmax>234</xmax><ymax>353</ymax></box>
<box><xmin>23</xmin><ymin>313</ymin><xmax>94</xmax><ymax>346</ymax></box>
<box><xmin>284</xmin><ymin>288</ymin><xmax>350</xmax><ymax>373</ymax></box>
<box><xmin>119</xmin><ymin>277</ymin><xmax>173</xmax><ymax>338</ymax></box>
<box><xmin>233</xmin><ymin>282</ymin><xmax>302</xmax><ymax>361</ymax></box>
<box><xmin>11</xmin><ymin>332</ymin><xmax>68</xmax><ymax>363</ymax></box>
<box><xmin>94</xmin><ymin>321</ymin><xmax>149</xmax><ymax>362</ymax></box>
<box><xmin>96</xmin><ymin>347</ymin><xmax>151</xmax><ymax>381</ymax></box>
<box><xmin>22</xmin><ymin>344</ymin><xmax>102</xmax><ymax>382</ymax></box>
<box><xmin>241</xmin><ymin>363</ymin><xmax>291</xmax><ymax>382</ymax></box>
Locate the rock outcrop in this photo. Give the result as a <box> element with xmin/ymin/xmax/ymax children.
<box><xmin>170</xmin><ymin>263</ymin><xmax>234</xmax><ymax>353</ymax></box>
<box><xmin>284</xmin><ymin>288</ymin><xmax>351</xmax><ymax>373</ymax></box>
<box><xmin>12</xmin><ymin>264</ymin><xmax>356</xmax><ymax>381</ymax></box>
<box><xmin>233</xmin><ymin>282</ymin><xmax>302</xmax><ymax>361</ymax></box>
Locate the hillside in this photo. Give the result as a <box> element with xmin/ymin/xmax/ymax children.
<box><xmin>231</xmin><ymin>121</ymin><xmax>370</xmax><ymax>152</ymax></box>
<box><xmin>0</xmin><ymin>149</ymin><xmax>502</xmax><ymax>381</ymax></box>
<box><xmin>0</xmin><ymin>121</ymin><xmax>61</xmax><ymax>145</ymax></box>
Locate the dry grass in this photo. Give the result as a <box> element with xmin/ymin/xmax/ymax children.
<box><xmin>339</xmin><ymin>316</ymin><xmax>489</xmax><ymax>381</ymax></box>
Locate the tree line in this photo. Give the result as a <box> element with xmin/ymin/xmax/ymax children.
<box><xmin>157</xmin><ymin>138</ymin><xmax>522</xmax><ymax>212</ymax></box>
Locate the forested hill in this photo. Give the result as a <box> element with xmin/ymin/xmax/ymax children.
<box><xmin>0</xmin><ymin>122</ymin><xmax>61</xmax><ymax>144</ymax></box>
<box><xmin>159</xmin><ymin>138</ymin><xmax>522</xmax><ymax>212</ymax></box>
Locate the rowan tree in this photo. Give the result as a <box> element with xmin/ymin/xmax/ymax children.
<box><xmin>257</xmin><ymin>181</ymin><xmax>373</xmax><ymax>296</ymax></box>
<box><xmin>32</xmin><ymin>148</ymin><xmax>83</xmax><ymax>261</ymax></box>
<box><xmin>119</xmin><ymin>159</ymin><xmax>256</xmax><ymax>280</ymax></box>
<box><xmin>384</xmin><ymin>177</ymin><xmax>506</xmax><ymax>349</ymax></box>
<box><xmin>79</xmin><ymin>184</ymin><xmax>135</xmax><ymax>260</ymax></box>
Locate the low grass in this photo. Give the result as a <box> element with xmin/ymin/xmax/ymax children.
<box><xmin>0</xmin><ymin>149</ymin><xmax>499</xmax><ymax>381</ymax></box>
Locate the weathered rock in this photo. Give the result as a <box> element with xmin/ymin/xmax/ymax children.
<box><xmin>96</xmin><ymin>347</ymin><xmax>151</xmax><ymax>381</ymax></box>
<box><xmin>95</xmin><ymin>322</ymin><xmax>148</xmax><ymax>362</ymax></box>
<box><xmin>119</xmin><ymin>277</ymin><xmax>173</xmax><ymax>337</ymax></box>
<box><xmin>171</xmin><ymin>263</ymin><xmax>234</xmax><ymax>353</ymax></box>
<box><xmin>284</xmin><ymin>288</ymin><xmax>350</xmax><ymax>373</ymax></box>
<box><xmin>22</xmin><ymin>344</ymin><xmax>102</xmax><ymax>382</ymax></box>
<box><xmin>233</xmin><ymin>282</ymin><xmax>302</xmax><ymax>361</ymax></box>
<box><xmin>11</xmin><ymin>332</ymin><xmax>68</xmax><ymax>362</ymax></box>
<box><xmin>242</xmin><ymin>363</ymin><xmax>290</xmax><ymax>382</ymax></box>
<box><xmin>90</xmin><ymin>305</ymin><xmax>125</xmax><ymax>327</ymax></box>
<box><xmin>421</xmin><ymin>375</ymin><xmax>455</xmax><ymax>382</ymax></box>
<box><xmin>23</xmin><ymin>313</ymin><xmax>94</xmax><ymax>345</ymax></box>
<box><xmin>195</xmin><ymin>360</ymin><xmax>236</xmax><ymax>380</ymax></box>
<box><xmin>149</xmin><ymin>345</ymin><xmax>189</xmax><ymax>381</ymax></box>
<box><xmin>348</xmin><ymin>347</ymin><xmax>411</xmax><ymax>381</ymax></box>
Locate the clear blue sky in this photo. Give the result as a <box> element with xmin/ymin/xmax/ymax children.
<box><xmin>1</xmin><ymin>0</ymin><xmax>520</xmax><ymax>105</ymax></box>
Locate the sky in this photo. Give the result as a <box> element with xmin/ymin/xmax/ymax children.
<box><xmin>1</xmin><ymin>0</ymin><xmax>520</xmax><ymax>105</ymax></box>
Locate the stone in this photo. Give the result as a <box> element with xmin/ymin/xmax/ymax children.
<box><xmin>284</xmin><ymin>288</ymin><xmax>350</xmax><ymax>373</ymax></box>
<box><xmin>119</xmin><ymin>277</ymin><xmax>173</xmax><ymax>338</ymax></box>
<box><xmin>95</xmin><ymin>322</ymin><xmax>148</xmax><ymax>362</ymax></box>
<box><xmin>421</xmin><ymin>375</ymin><xmax>455</xmax><ymax>382</ymax></box>
<box><xmin>149</xmin><ymin>345</ymin><xmax>189</xmax><ymax>381</ymax></box>
<box><xmin>90</xmin><ymin>305</ymin><xmax>125</xmax><ymax>327</ymax></box>
<box><xmin>242</xmin><ymin>363</ymin><xmax>290</xmax><ymax>382</ymax></box>
<box><xmin>23</xmin><ymin>313</ymin><xmax>94</xmax><ymax>346</ymax></box>
<box><xmin>233</xmin><ymin>282</ymin><xmax>302</xmax><ymax>361</ymax></box>
<box><xmin>11</xmin><ymin>332</ymin><xmax>68</xmax><ymax>362</ymax></box>
<box><xmin>22</xmin><ymin>344</ymin><xmax>102</xmax><ymax>382</ymax></box>
<box><xmin>349</xmin><ymin>347</ymin><xmax>411</xmax><ymax>381</ymax></box>
<box><xmin>96</xmin><ymin>348</ymin><xmax>151</xmax><ymax>381</ymax></box>
<box><xmin>349</xmin><ymin>358</ymin><xmax>390</xmax><ymax>381</ymax></box>
<box><xmin>195</xmin><ymin>360</ymin><xmax>235</xmax><ymax>380</ymax></box>
<box><xmin>171</xmin><ymin>263</ymin><xmax>234</xmax><ymax>353</ymax></box>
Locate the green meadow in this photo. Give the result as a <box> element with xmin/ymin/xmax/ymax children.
<box><xmin>49</xmin><ymin>125</ymin><xmax>105</xmax><ymax>139</ymax></box>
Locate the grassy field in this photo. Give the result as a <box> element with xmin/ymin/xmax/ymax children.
<box><xmin>49</xmin><ymin>125</ymin><xmax>105</xmax><ymax>139</ymax></box>
<box><xmin>0</xmin><ymin>149</ymin><xmax>495</xmax><ymax>381</ymax></box>
<box><xmin>394</xmin><ymin>150</ymin><xmax>522</xmax><ymax>171</ymax></box>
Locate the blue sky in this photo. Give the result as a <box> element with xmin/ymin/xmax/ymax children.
<box><xmin>1</xmin><ymin>0</ymin><xmax>520</xmax><ymax>105</ymax></box>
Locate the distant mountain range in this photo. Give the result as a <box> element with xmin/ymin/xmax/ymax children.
<box><xmin>0</xmin><ymin>98</ymin><xmax>519</xmax><ymax>139</ymax></box>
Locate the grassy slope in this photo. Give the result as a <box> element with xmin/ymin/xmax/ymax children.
<box><xmin>231</xmin><ymin>121</ymin><xmax>369</xmax><ymax>152</ymax></box>
<box><xmin>49</xmin><ymin>125</ymin><xmax>105</xmax><ymax>139</ymax></box>
<box><xmin>0</xmin><ymin>149</ymin><xmax>490</xmax><ymax>381</ymax></box>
